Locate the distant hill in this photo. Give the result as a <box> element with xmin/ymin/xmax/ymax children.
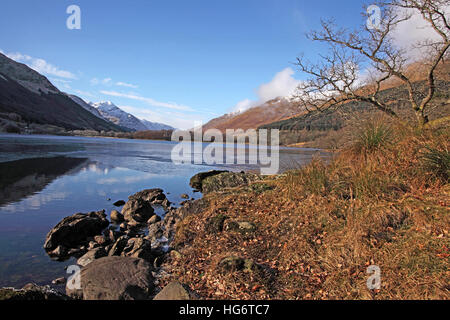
<box><xmin>202</xmin><ymin>97</ymin><xmax>300</xmax><ymax>132</ymax></box>
<box><xmin>0</xmin><ymin>53</ymin><xmax>123</xmax><ymax>132</ymax></box>
<box><xmin>86</xmin><ymin>101</ymin><xmax>174</xmax><ymax>132</ymax></box>
<box><xmin>260</xmin><ymin>80</ymin><xmax>450</xmax><ymax>148</ymax></box>
<box><xmin>89</xmin><ymin>101</ymin><xmax>148</xmax><ymax>132</ymax></box>
<box><xmin>141</xmin><ymin>119</ymin><xmax>175</xmax><ymax>131</ymax></box>
<box><xmin>261</xmin><ymin>81</ymin><xmax>450</xmax><ymax>132</ymax></box>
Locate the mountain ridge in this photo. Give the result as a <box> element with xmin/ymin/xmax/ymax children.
<box><xmin>0</xmin><ymin>53</ymin><xmax>123</xmax><ymax>132</ymax></box>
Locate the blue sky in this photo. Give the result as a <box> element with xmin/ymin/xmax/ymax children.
<box><xmin>0</xmin><ymin>0</ymin><xmax>372</xmax><ymax>129</ymax></box>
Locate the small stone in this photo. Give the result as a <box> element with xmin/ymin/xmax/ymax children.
<box><xmin>77</xmin><ymin>247</ymin><xmax>107</xmax><ymax>267</ymax></box>
<box><xmin>170</xmin><ymin>250</ymin><xmax>182</xmax><ymax>260</ymax></box>
<box><xmin>153</xmin><ymin>256</ymin><xmax>164</xmax><ymax>269</ymax></box>
<box><xmin>147</xmin><ymin>224</ymin><xmax>163</xmax><ymax>242</ymax></box>
<box><xmin>52</xmin><ymin>277</ymin><xmax>66</xmax><ymax>285</ymax></box>
<box><xmin>147</xmin><ymin>215</ymin><xmax>161</xmax><ymax>225</ymax></box>
<box><xmin>110</xmin><ymin>210</ymin><xmax>124</xmax><ymax>223</ymax></box>
<box><xmin>153</xmin><ymin>281</ymin><xmax>199</xmax><ymax>300</ymax></box>
<box><xmin>94</xmin><ymin>235</ymin><xmax>107</xmax><ymax>245</ymax></box>
<box><xmin>181</xmin><ymin>194</ymin><xmax>189</xmax><ymax>199</ymax></box>
<box><xmin>88</xmin><ymin>241</ymin><xmax>99</xmax><ymax>250</ymax></box>
<box><xmin>108</xmin><ymin>236</ymin><xmax>129</xmax><ymax>257</ymax></box>
<box><xmin>113</xmin><ymin>200</ymin><xmax>126</xmax><ymax>207</ymax></box>
<box><xmin>225</xmin><ymin>221</ymin><xmax>257</xmax><ymax>234</ymax></box>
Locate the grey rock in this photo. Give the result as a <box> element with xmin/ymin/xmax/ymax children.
<box><xmin>200</xmin><ymin>172</ymin><xmax>262</xmax><ymax>194</ymax></box>
<box><xmin>77</xmin><ymin>247</ymin><xmax>107</xmax><ymax>267</ymax></box>
<box><xmin>147</xmin><ymin>223</ymin><xmax>163</xmax><ymax>242</ymax></box>
<box><xmin>108</xmin><ymin>235</ymin><xmax>129</xmax><ymax>257</ymax></box>
<box><xmin>225</xmin><ymin>221</ymin><xmax>257</xmax><ymax>234</ymax></box>
<box><xmin>113</xmin><ymin>200</ymin><xmax>126</xmax><ymax>207</ymax></box>
<box><xmin>189</xmin><ymin>170</ymin><xmax>229</xmax><ymax>191</ymax></box>
<box><xmin>67</xmin><ymin>256</ymin><xmax>154</xmax><ymax>300</ymax></box>
<box><xmin>44</xmin><ymin>211</ymin><xmax>109</xmax><ymax>260</ymax></box>
<box><xmin>121</xmin><ymin>237</ymin><xmax>152</xmax><ymax>261</ymax></box>
<box><xmin>110</xmin><ymin>210</ymin><xmax>124</xmax><ymax>223</ymax></box>
<box><xmin>121</xmin><ymin>198</ymin><xmax>154</xmax><ymax>226</ymax></box>
<box><xmin>130</xmin><ymin>188</ymin><xmax>171</xmax><ymax>208</ymax></box>
<box><xmin>153</xmin><ymin>281</ymin><xmax>199</xmax><ymax>300</ymax></box>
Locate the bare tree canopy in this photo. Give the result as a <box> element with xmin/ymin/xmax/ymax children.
<box><xmin>294</xmin><ymin>0</ymin><xmax>449</xmax><ymax>127</ymax></box>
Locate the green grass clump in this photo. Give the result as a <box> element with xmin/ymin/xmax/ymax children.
<box><xmin>353</xmin><ymin>122</ymin><xmax>394</xmax><ymax>154</ymax></box>
<box><xmin>420</xmin><ymin>146</ymin><xmax>450</xmax><ymax>182</ymax></box>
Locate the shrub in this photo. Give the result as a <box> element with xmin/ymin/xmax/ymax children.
<box><xmin>3</xmin><ymin>122</ymin><xmax>21</xmax><ymax>134</ymax></box>
<box><xmin>352</xmin><ymin>121</ymin><xmax>393</xmax><ymax>154</ymax></box>
<box><xmin>420</xmin><ymin>146</ymin><xmax>450</xmax><ymax>182</ymax></box>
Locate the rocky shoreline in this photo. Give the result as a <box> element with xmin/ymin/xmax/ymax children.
<box><xmin>0</xmin><ymin>170</ymin><xmax>260</xmax><ymax>301</ymax></box>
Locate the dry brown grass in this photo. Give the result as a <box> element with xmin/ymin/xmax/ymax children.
<box><xmin>163</xmin><ymin>124</ymin><xmax>450</xmax><ymax>300</ymax></box>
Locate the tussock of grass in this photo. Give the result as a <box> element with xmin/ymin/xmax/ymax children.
<box><xmin>163</xmin><ymin>124</ymin><xmax>450</xmax><ymax>300</ymax></box>
<box><xmin>352</xmin><ymin>121</ymin><xmax>394</xmax><ymax>154</ymax></box>
<box><xmin>420</xmin><ymin>145</ymin><xmax>450</xmax><ymax>182</ymax></box>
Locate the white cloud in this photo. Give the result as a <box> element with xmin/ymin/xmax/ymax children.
<box><xmin>231</xmin><ymin>67</ymin><xmax>301</xmax><ymax>113</ymax></box>
<box><xmin>50</xmin><ymin>78</ymin><xmax>72</xmax><ymax>90</ymax></box>
<box><xmin>90</xmin><ymin>77</ymin><xmax>113</xmax><ymax>86</ymax></box>
<box><xmin>232</xmin><ymin>99</ymin><xmax>258</xmax><ymax>113</ymax></box>
<box><xmin>73</xmin><ymin>89</ymin><xmax>95</xmax><ymax>98</ymax></box>
<box><xmin>100</xmin><ymin>90</ymin><xmax>194</xmax><ymax>112</ymax></box>
<box><xmin>1</xmin><ymin>50</ymin><xmax>76</xmax><ymax>79</ymax></box>
<box><xmin>120</xmin><ymin>105</ymin><xmax>165</xmax><ymax>122</ymax></box>
<box><xmin>390</xmin><ymin>4</ymin><xmax>450</xmax><ymax>60</ymax></box>
<box><xmin>116</xmin><ymin>81</ymin><xmax>138</xmax><ymax>89</ymax></box>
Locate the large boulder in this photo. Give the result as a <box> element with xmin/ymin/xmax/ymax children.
<box><xmin>130</xmin><ymin>189</ymin><xmax>171</xmax><ymax>208</ymax></box>
<box><xmin>153</xmin><ymin>281</ymin><xmax>199</xmax><ymax>300</ymax></box>
<box><xmin>121</xmin><ymin>198</ymin><xmax>155</xmax><ymax>226</ymax></box>
<box><xmin>67</xmin><ymin>256</ymin><xmax>154</xmax><ymax>300</ymax></box>
<box><xmin>44</xmin><ymin>211</ymin><xmax>109</xmax><ymax>260</ymax></box>
<box><xmin>200</xmin><ymin>172</ymin><xmax>262</xmax><ymax>194</ymax></box>
<box><xmin>189</xmin><ymin>170</ymin><xmax>228</xmax><ymax>192</ymax></box>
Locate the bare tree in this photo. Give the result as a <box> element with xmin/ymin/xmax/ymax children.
<box><xmin>294</xmin><ymin>0</ymin><xmax>449</xmax><ymax>128</ymax></box>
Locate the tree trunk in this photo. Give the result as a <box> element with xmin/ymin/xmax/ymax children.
<box><xmin>416</xmin><ymin>111</ymin><xmax>429</xmax><ymax>129</ymax></box>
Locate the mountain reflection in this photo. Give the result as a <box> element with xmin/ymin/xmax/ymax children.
<box><xmin>0</xmin><ymin>157</ymin><xmax>88</xmax><ymax>207</ymax></box>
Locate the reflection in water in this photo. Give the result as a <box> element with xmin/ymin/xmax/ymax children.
<box><xmin>0</xmin><ymin>157</ymin><xmax>88</xmax><ymax>208</ymax></box>
<box><xmin>0</xmin><ymin>134</ymin><xmax>332</xmax><ymax>289</ymax></box>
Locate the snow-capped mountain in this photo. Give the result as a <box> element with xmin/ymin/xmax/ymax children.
<box><xmin>141</xmin><ymin>119</ymin><xmax>174</xmax><ymax>131</ymax></box>
<box><xmin>68</xmin><ymin>95</ymin><xmax>104</xmax><ymax>120</ymax></box>
<box><xmin>90</xmin><ymin>101</ymin><xmax>149</xmax><ymax>132</ymax></box>
<box><xmin>86</xmin><ymin>101</ymin><xmax>175</xmax><ymax>132</ymax></box>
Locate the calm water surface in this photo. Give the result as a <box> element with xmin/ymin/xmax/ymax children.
<box><xmin>0</xmin><ymin>133</ymin><xmax>330</xmax><ymax>288</ymax></box>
